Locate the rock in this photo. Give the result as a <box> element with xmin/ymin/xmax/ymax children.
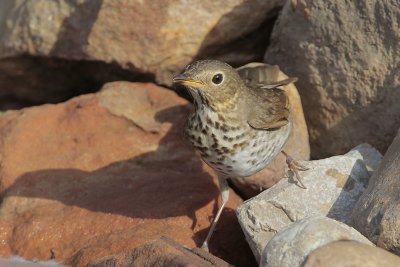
<box><xmin>352</xmin><ymin>129</ymin><xmax>400</xmax><ymax>254</ymax></box>
<box><xmin>0</xmin><ymin>82</ymin><xmax>255</xmax><ymax>267</ymax></box>
<box><xmin>88</xmin><ymin>237</ymin><xmax>230</xmax><ymax>267</ymax></box>
<box><xmin>236</xmin><ymin>144</ymin><xmax>382</xmax><ymax>260</ymax></box>
<box><xmin>303</xmin><ymin>240</ymin><xmax>400</xmax><ymax>267</ymax></box>
<box><xmin>0</xmin><ymin>257</ymin><xmax>66</xmax><ymax>267</ymax></box>
<box><xmin>260</xmin><ymin>216</ymin><xmax>373</xmax><ymax>267</ymax></box>
<box><xmin>0</xmin><ymin>0</ymin><xmax>283</xmax><ymax>85</ymax></box>
<box><xmin>230</xmin><ymin>63</ymin><xmax>310</xmax><ymax>198</ymax></box>
<box><xmin>265</xmin><ymin>0</ymin><xmax>400</xmax><ymax>158</ymax></box>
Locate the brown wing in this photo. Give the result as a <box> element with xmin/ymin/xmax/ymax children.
<box><xmin>236</xmin><ymin>63</ymin><xmax>295</xmax><ymax>130</ymax></box>
<box><xmin>237</xmin><ymin>62</ymin><xmax>281</xmax><ymax>88</ymax></box>
<box><xmin>246</xmin><ymin>87</ymin><xmax>290</xmax><ymax>130</ymax></box>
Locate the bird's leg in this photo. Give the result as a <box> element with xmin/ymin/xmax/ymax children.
<box><xmin>201</xmin><ymin>175</ymin><xmax>229</xmax><ymax>251</ymax></box>
<box><xmin>281</xmin><ymin>150</ymin><xmax>308</xmax><ymax>189</ymax></box>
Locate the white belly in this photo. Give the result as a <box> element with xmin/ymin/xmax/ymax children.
<box><xmin>205</xmin><ymin>124</ymin><xmax>291</xmax><ymax>177</ymax></box>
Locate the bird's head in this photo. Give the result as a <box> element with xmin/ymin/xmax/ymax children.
<box><xmin>173</xmin><ymin>60</ymin><xmax>244</xmax><ymax>111</ymax></box>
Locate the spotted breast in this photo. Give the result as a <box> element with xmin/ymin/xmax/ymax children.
<box><xmin>185</xmin><ymin>104</ymin><xmax>292</xmax><ymax>178</ymax></box>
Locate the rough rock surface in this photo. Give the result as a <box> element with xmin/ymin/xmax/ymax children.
<box><xmin>265</xmin><ymin>0</ymin><xmax>400</xmax><ymax>158</ymax></box>
<box><xmin>88</xmin><ymin>237</ymin><xmax>230</xmax><ymax>267</ymax></box>
<box><xmin>260</xmin><ymin>216</ymin><xmax>373</xmax><ymax>267</ymax></box>
<box><xmin>0</xmin><ymin>0</ymin><xmax>283</xmax><ymax>85</ymax></box>
<box><xmin>303</xmin><ymin>241</ymin><xmax>400</xmax><ymax>267</ymax></box>
<box><xmin>353</xmin><ymin>129</ymin><xmax>400</xmax><ymax>254</ymax></box>
<box><xmin>230</xmin><ymin>64</ymin><xmax>310</xmax><ymax>198</ymax></box>
<box><xmin>0</xmin><ymin>257</ymin><xmax>66</xmax><ymax>267</ymax></box>
<box><xmin>0</xmin><ymin>82</ymin><xmax>255</xmax><ymax>267</ymax></box>
<box><xmin>237</xmin><ymin>144</ymin><xmax>382</xmax><ymax>260</ymax></box>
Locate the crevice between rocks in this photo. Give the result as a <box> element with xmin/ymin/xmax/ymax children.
<box><xmin>195</xmin><ymin>9</ymin><xmax>280</xmax><ymax>67</ymax></box>
<box><xmin>0</xmin><ymin>11</ymin><xmax>279</xmax><ymax>112</ymax></box>
<box><xmin>0</xmin><ymin>56</ymin><xmax>155</xmax><ymax>111</ymax></box>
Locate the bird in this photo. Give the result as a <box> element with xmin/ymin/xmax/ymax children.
<box><xmin>172</xmin><ymin>60</ymin><xmax>307</xmax><ymax>250</ymax></box>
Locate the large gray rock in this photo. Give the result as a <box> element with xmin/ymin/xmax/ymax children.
<box><xmin>0</xmin><ymin>0</ymin><xmax>283</xmax><ymax>85</ymax></box>
<box><xmin>353</xmin><ymin>129</ymin><xmax>400</xmax><ymax>254</ymax></box>
<box><xmin>265</xmin><ymin>0</ymin><xmax>400</xmax><ymax>158</ymax></box>
<box><xmin>236</xmin><ymin>144</ymin><xmax>382</xmax><ymax>260</ymax></box>
<box><xmin>260</xmin><ymin>216</ymin><xmax>373</xmax><ymax>267</ymax></box>
<box><xmin>303</xmin><ymin>241</ymin><xmax>400</xmax><ymax>267</ymax></box>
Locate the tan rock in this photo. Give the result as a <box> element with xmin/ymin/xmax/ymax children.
<box><xmin>303</xmin><ymin>241</ymin><xmax>400</xmax><ymax>267</ymax></box>
<box><xmin>353</xmin><ymin>129</ymin><xmax>400</xmax><ymax>254</ymax></box>
<box><xmin>0</xmin><ymin>0</ymin><xmax>283</xmax><ymax>85</ymax></box>
<box><xmin>231</xmin><ymin>63</ymin><xmax>310</xmax><ymax>198</ymax></box>
<box><xmin>0</xmin><ymin>82</ymin><xmax>254</xmax><ymax>266</ymax></box>
<box><xmin>265</xmin><ymin>0</ymin><xmax>400</xmax><ymax>158</ymax></box>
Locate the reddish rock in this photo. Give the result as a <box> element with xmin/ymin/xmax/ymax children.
<box><xmin>0</xmin><ymin>82</ymin><xmax>255</xmax><ymax>266</ymax></box>
<box><xmin>87</xmin><ymin>236</ymin><xmax>230</xmax><ymax>267</ymax></box>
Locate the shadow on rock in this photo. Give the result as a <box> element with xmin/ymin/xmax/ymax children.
<box><xmin>327</xmin><ymin>159</ymin><xmax>371</xmax><ymax>225</ymax></box>
<box><xmin>2</xmin><ymin>105</ymin><xmax>218</xmax><ymax>228</ymax></box>
<box><xmin>50</xmin><ymin>0</ymin><xmax>103</xmax><ymax>57</ymax></box>
<box><xmin>194</xmin><ymin>208</ymin><xmax>258</xmax><ymax>267</ymax></box>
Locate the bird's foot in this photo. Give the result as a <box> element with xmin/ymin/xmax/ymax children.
<box><xmin>282</xmin><ymin>151</ymin><xmax>308</xmax><ymax>189</ymax></box>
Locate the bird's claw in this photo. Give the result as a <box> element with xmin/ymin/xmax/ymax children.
<box><xmin>291</xmin><ymin>160</ymin><xmax>309</xmax><ymax>171</ymax></box>
<box><xmin>282</xmin><ymin>151</ymin><xmax>308</xmax><ymax>189</ymax></box>
<box><xmin>288</xmin><ymin>162</ymin><xmax>307</xmax><ymax>189</ymax></box>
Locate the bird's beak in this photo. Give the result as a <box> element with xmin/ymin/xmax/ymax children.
<box><xmin>172</xmin><ymin>74</ymin><xmax>204</xmax><ymax>87</ymax></box>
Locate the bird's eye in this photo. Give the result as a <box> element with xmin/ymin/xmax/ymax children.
<box><xmin>212</xmin><ymin>73</ymin><xmax>223</xmax><ymax>85</ymax></box>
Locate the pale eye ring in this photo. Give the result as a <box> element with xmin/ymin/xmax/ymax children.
<box><xmin>212</xmin><ymin>73</ymin><xmax>223</xmax><ymax>85</ymax></box>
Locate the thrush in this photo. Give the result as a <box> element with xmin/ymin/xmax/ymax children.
<box><xmin>173</xmin><ymin>60</ymin><xmax>307</xmax><ymax>250</ymax></box>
